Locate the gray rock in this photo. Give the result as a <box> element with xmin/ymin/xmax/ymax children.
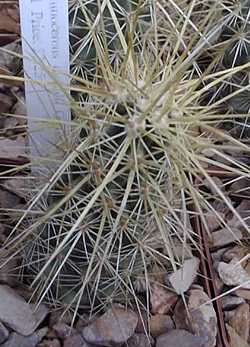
<box><xmin>223</xmin><ymin>246</ymin><xmax>248</xmax><ymax>263</ymax></box>
<box><xmin>0</xmin><ymin>322</ymin><xmax>9</xmax><ymax>344</ymax></box>
<box><xmin>187</xmin><ymin>289</ymin><xmax>217</xmax><ymax>347</ymax></box>
<box><xmin>30</xmin><ymin>303</ymin><xmax>49</xmax><ymax>330</ymax></box>
<box><xmin>0</xmin><ymin>285</ymin><xmax>48</xmax><ymax>335</ymax></box>
<box><xmin>211</xmin><ymin>228</ymin><xmax>242</xmax><ymax>247</ymax></box>
<box><xmin>127</xmin><ymin>333</ymin><xmax>153</xmax><ymax>347</ymax></box>
<box><xmin>82</xmin><ymin>307</ymin><xmax>138</xmax><ymax>346</ymax></box>
<box><xmin>0</xmin><ymin>190</ymin><xmax>20</xmax><ymax>209</ymax></box>
<box><xmin>1</xmin><ymin>328</ymin><xmax>47</xmax><ymax>347</ymax></box>
<box><xmin>230</xmin><ymin>178</ymin><xmax>250</xmax><ymax>197</ymax></box>
<box><xmin>0</xmin><ymin>93</ymin><xmax>13</xmax><ymax>116</ymax></box>
<box><xmin>228</xmin><ymin>200</ymin><xmax>250</xmax><ymax>229</ymax></box>
<box><xmin>0</xmin><ymin>256</ymin><xmax>18</xmax><ymax>287</ymax></box>
<box><xmin>156</xmin><ymin>329</ymin><xmax>205</xmax><ymax>347</ymax></box>
<box><xmin>53</xmin><ymin>322</ymin><xmax>73</xmax><ymax>339</ymax></box>
<box><xmin>150</xmin><ymin>283</ymin><xmax>178</xmax><ymax>314</ymax></box>
<box><xmin>204</xmin><ymin>211</ymin><xmax>225</xmax><ymax>233</ymax></box>
<box><xmin>12</xmin><ymin>93</ymin><xmax>26</xmax><ymax>118</ymax></box>
<box><xmin>49</xmin><ymin>309</ymin><xmax>74</xmax><ymax>327</ymax></box>
<box><xmin>173</xmin><ymin>299</ymin><xmax>189</xmax><ymax>330</ymax></box>
<box><xmin>169</xmin><ymin>238</ymin><xmax>193</xmax><ymax>260</ymax></box>
<box><xmin>167</xmin><ymin>257</ymin><xmax>200</xmax><ymax>295</ymax></box>
<box><xmin>0</xmin><ymin>42</ymin><xmax>21</xmax><ymax>72</ymax></box>
<box><xmin>221</xmin><ymin>295</ymin><xmax>245</xmax><ymax>310</ymax></box>
<box><xmin>218</xmin><ymin>259</ymin><xmax>250</xmax><ymax>289</ymax></box>
<box><xmin>39</xmin><ymin>339</ymin><xmax>61</xmax><ymax>347</ymax></box>
<box><xmin>211</xmin><ymin>248</ymin><xmax>229</xmax><ymax>263</ymax></box>
<box><xmin>149</xmin><ymin>314</ymin><xmax>174</xmax><ymax>337</ymax></box>
<box><xmin>224</xmin><ymin>310</ymin><xmax>235</xmax><ymax>322</ymax></box>
<box><xmin>63</xmin><ymin>333</ymin><xmax>93</xmax><ymax>347</ymax></box>
<box><xmin>174</xmin><ymin>289</ymin><xmax>217</xmax><ymax>347</ymax></box>
<box><xmin>3</xmin><ymin>177</ymin><xmax>28</xmax><ymax>199</ymax></box>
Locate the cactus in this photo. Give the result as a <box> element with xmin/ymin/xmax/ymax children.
<box><xmin>214</xmin><ymin>0</ymin><xmax>250</xmax><ymax>135</ymax></box>
<box><xmin>69</xmin><ymin>0</ymin><xmax>151</xmax><ymax>78</ymax></box>
<box><xmin>1</xmin><ymin>0</ymin><xmax>250</xmax><ymax>324</ymax></box>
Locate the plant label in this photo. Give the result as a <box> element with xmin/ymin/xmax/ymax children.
<box><xmin>19</xmin><ymin>0</ymin><xmax>70</xmax><ymax>169</ymax></box>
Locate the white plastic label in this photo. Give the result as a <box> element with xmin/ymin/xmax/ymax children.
<box><xmin>19</xmin><ymin>0</ymin><xmax>70</xmax><ymax>166</ymax></box>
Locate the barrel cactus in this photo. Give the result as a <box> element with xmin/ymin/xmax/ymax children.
<box><xmin>1</xmin><ymin>0</ymin><xmax>250</xmax><ymax>324</ymax></box>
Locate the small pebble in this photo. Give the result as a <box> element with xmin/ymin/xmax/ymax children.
<box><xmin>127</xmin><ymin>333</ymin><xmax>153</xmax><ymax>347</ymax></box>
<box><xmin>82</xmin><ymin>307</ymin><xmax>138</xmax><ymax>346</ymax></box>
<box><xmin>156</xmin><ymin>329</ymin><xmax>205</xmax><ymax>347</ymax></box>
<box><xmin>1</xmin><ymin>328</ymin><xmax>47</xmax><ymax>347</ymax></box>
<box><xmin>0</xmin><ymin>322</ymin><xmax>9</xmax><ymax>344</ymax></box>
<box><xmin>149</xmin><ymin>314</ymin><xmax>174</xmax><ymax>337</ymax></box>
<box><xmin>221</xmin><ymin>295</ymin><xmax>245</xmax><ymax>310</ymax></box>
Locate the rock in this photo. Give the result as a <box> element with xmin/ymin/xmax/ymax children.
<box><xmin>63</xmin><ymin>333</ymin><xmax>90</xmax><ymax>347</ymax></box>
<box><xmin>149</xmin><ymin>314</ymin><xmax>174</xmax><ymax>337</ymax></box>
<box><xmin>1</xmin><ymin>328</ymin><xmax>47</xmax><ymax>347</ymax></box>
<box><xmin>245</xmin><ymin>262</ymin><xmax>250</xmax><ymax>276</ymax></box>
<box><xmin>0</xmin><ymin>5</ymin><xmax>20</xmax><ymax>36</ymax></box>
<box><xmin>0</xmin><ymin>285</ymin><xmax>47</xmax><ymax>335</ymax></box>
<box><xmin>173</xmin><ymin>299</ymin><xmax>189</xmax><ymax>330</ymax></box>
<box><xmin>168</xmin><ymin>238</ymin><xmax>193</xmax><ymax>260</ymax></box>
<box><xmin>230</xmin><ymin>178</ymin><xmax>250</xmax><ymax>197</ymax></box>
<box><xmin>30</xmin><ymin>303</ymin><xmax>49</xmax><ymax>330</ymax></box>
<box><xmin>226</xmin><ymin>324</ymin><xmax>250</xmax><ymax>347</ymax></box>
<box><xmin>49</xmin><ymin>310</ymin><xmax>74</xmax><ymax>327</ymax></box>
<box><xmin>150</xmin><ymin>283</ymin><xmax>178</xmax><ymax>314</ymax></box>
<box><xmin>14</xmin><ymin>286</ymin><xmax>33</xmax><ymax>302</ymax></box>
<box><xmin>4</xmin><ymin>92</ymin><xmax>26</xmax><ymax>134</ymax></box>
<box><xmin>174</xmin><ymin>289</ymin><xmax>217</xmax><ymax>347</ymax></box>
<box><xmin>167</xmin><ymin>257</ymin><xmax>200</xmax><ymax>295</ymax></box>
<box><xmin>218</xmin><ymin>259</ymin><xmax>250</xmax><ymax>289</ymax></box>
<box><xmin>211</xmin><ymin>248</ymin><xmax>229</xmax><ymax>263</ymax></box>
<box><xmin>45</xmin><ymin>327</ymin><xmax>57</xmax><ymax>339</ymax></box>
<box><xmin>211</xmin><ymin>228</ymin><xmax>242</xmax><ymax>248</ymax></box>
<box><xmin>221</xmin><ymin>295</ymin><xmax>245</xmax><ymax>310</ymax></box>
<box><xmin>135</xmin><ymin>312</ymin><xmax>148</xmax><ymax>333</ymax></box>
<box><xmin>0</xmin><ymin>42</ymin><xmax>21</xmax><ymax>72</ymax></box>
<box><xmin>0</xmin><ymin>256</ymin><xmax>18</xmax><ymax>286</ymax></box>
<box><xmin>0</xmin><ymin>189</ymin><xmax>20</xmax><ymax>209</ymax></box>
<box><xmin>12</xmin><ymin>93</ymin><xmax>26</xmax><ymax>117</ymax></box>
<box><xmin>223</xmin><ymin>246</ymin><xmax>248</xmax><ymax>264</ymax></box>
<box><xmin>228</xmin><ymin>303</ymin><xmax>250</xmax><ymax>341</ymax></box>
<box><xmin>0</xmin><ymin>322</ymin><xmax>9</xmax><ymax>343</ymax></box>
<box><xmin>187</xmin><ymin>288</ymin><xmax>217</xmax><ymax>347</ymax></box>
<box><xmin>204</xmin><ymin>176</ymin><xmax>225</xmax><ymax>194</ymax></box>
<box><xmin>2</xmin><ymin>177</ymin><xmax>28</xmax><ymax>198</ymax></box>
<box><xmin>0</xmin><ymin>137</ymin><xmax>27</xmax><ymax>160</ymax></box>
<box><xmin>228</xmin><ymin>200</ymin><xmax>250</xmax><ymax>229</ymax></box>
<box><xmin>214</xmin><ymin>272</ymin><xmax>224</xmax><ymax>293</ymax></box>
<box><xmin>211</xmin><ymin>248</ymin><xmax>229</xmax><ymax>270</ymax></box>
<box><xmin>156</xmin><ymin>329</ymin><xmax>205</xmax><ymax>347</ymax></box>
<box><xmin>75</xmin><ymin>315</ymin><xmax>90</xmax><ymax>331</ymax></box>
<box><xmin>38</xmin><ymin>339</ymin><xmax>61</xmax><ymax>347</ymax></box>
<box><xmin>205</xmin><ymin>211</ymin><xmax>225</xmax><ymax>232</ymax></box>
<box><xmin>0</xmin><ymin>93</ymin><xmax>13</xmax><ymax>114</ymax></box>
<box><xmin>127</xmin><ymin>333</ymin><xmax>153</xmax><ymax>347</ymax></box>
<box><xmin>0</xmin><ymin>223</ymin><xmax>6</xmax><ymax>235</ymax></box>
<box><xmin>235</xmin><ymin>289</ymin><xmax>250</xmax><ymax>301</ymax></box>
<box><xmin>224</xmin><ymin>310</ymin><xmax>235</xmax><ymax>322</ymax></box>
<box><xmin>82</xmin><ymin>307</ymin><xmax>138</xmax><ymax>346</ymax></box>
<box><xmin>53</xmin><ymin>323</ymin><xmax>73</xmax><ymax>339</ymax></box>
